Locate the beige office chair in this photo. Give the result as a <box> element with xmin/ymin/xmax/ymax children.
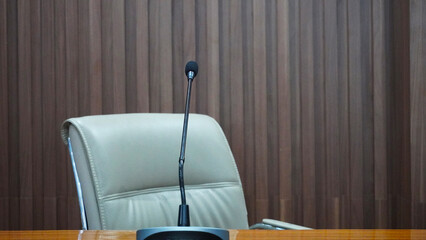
<box><xmin>61</xmin><ymin>113</ymin><xmax>310</xmax><ymax>230</ymax></box>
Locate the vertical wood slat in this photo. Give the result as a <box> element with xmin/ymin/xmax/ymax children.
<box><xmin>54</xmin><ymin>0</ymin><xmax>68</xmax><ymax>229</ymax></box>
<box><xmin>218</xmin><ymin>0</ymin><xmax>230</xmax><ymax>139</ymax></box>
<box><xmin>135</xmin><ymin>0</ymin><xmax>150</xmax><ymax>113</ymax></box>
<box><xmin>299</xmin><ymin>0</ymin><xmax>316</xmax><ymax>227</ymax></box>
<box><xmin>64</xmin><ymin>0</ymin><xmax>80</xmax><ymax>229</ymax></box>
<box><xmin>392</xmin><ymin>0</ymin><xmax>411</xmax><ymax>229</ymax></box>
<box><xmin>102</xmin><ymin>0</ymin><xmax>126</xmax><ymax>114</ymax></box>
<box><xmin>0</xmin><ymin>0</ymin><xmax>9</xmax><ymax>230</ymax></box>
<box><xmin>410</xmin><ymin>0</ymin><xmax>426</xmax><ymax>229</ymax></box>
<box><xmin>361</xmin><ymin>0</ymin><xmax>375</xmax><ymax>229</ymax></box>
<box><xmin>229</xmin><ymin>0</ymin><xmax>245</xmax><ymax>184</ymax></box>
<box><xmin>265</xmin><ymin>0</ymin><xmax>279</xmax><ymax>220</ymax></box>
<box><xmin>88</xmin><ymin>0</ymin><xmax>102</xmax><ymax>115</ymax></box>
<box><xmin>6</xmin><ymin>0</ymin><xmax>20</xmax><ymax>230</ymax></box>
<box><xmin>159</xmin><ymin>1</ymin><xmax>173</xmax><ymax>113</ymax></box>
<box><xmin>194</xmin><ymin>0</ymin><xmax>207</xmax><ymax>115</ymax></box>
<box><xmin>312</xmin><ymin>0</ymin><xmax>326</xmax><ymax>229</ymax></box>
<box><xmin>65</xmin><ymin>0</ymin><xmax>79</xmax><ymax>119</ymax></box>
<box><xmin>276</xmin><ymin>0</ymin><xmax>292</xmax><ymax>223</ymax></box>
<box><xmin>362</xmin><ymin>0</ymin><xmax>374</xmax><ymax>227</ymax></box>
<box><xmin>253</xmin><ymin>0</ymin><xmax>269</xmax><ymax>221</ymax></box>
<box><xmin>336</xmin><ymin>0</ymin><xmax>350</xmax><ymax>228</ymax></box>
<box><xmin>372</xmin><ymin>0</ymin><xmax>389</xmax><ymax>229</ymax></box>
<box><xmin>182</xmin><ymin>0</ymin><xmax>196</xmax><ymax>113</ymax></box>
<box><xmin>17</xmin><ymin>0</ymin><xmax>33</xmax><ymax>230</ymax></box>
<box><xmin>125</xmin><ymin>0</ymin><xmax>149</xmax><ymax>113</ymax></box>
<box><xmin>288</xmin><ymin>0</ymin><xmax>304</xmax><ymax>225</ymax></box>
<box><xmin>124</xmin><ymin>0</ymin><xmax>138</xmax><ymax>113</ymax></box>
<box><xmin>78</xmin><ymin>0</ymin><xmax>90</xmax><ymax>116</ymax></box>
<box><xmin>41</xmin><ymin>0</ymin><xmax>56</xmax><ymax>230</ymax></box>
<box><xmin>347</xmin><ymin>0</ymin><xmax>364</xmax><ymax>228</ymax></box>
<box><xmin>171</xmin><ymin>0</ymin><xmax>184</xmax><ymax>113</ymax></box>
<box><xmin>241</xmin><ymin>0</ymin><xmax>256</xmax><ymax>224</ymax></box>
<box><xmin>324</xmin><ymin>0</ymin><xmax>340</xmax><ymax>229</ymax></box>
<box><xmin>206</xmin><ymin>0</ymin><xmax>220</xmax><ymax>120</ymax></box>
<box><xmin>148</xmin><ymin>0</ymin><xmax>172</xmax><ymax>113</ymax></box>
<box><xmin>30</xmin><ymin>0</ymin><xmax>43</xmax><ymax>230</ymax></box>
<box><xmin>0</xmin><ymin>0</ymin><xmax>423</xmax><ymax>230</ymax></box>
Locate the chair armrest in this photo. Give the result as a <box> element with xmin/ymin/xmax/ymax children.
<box><xmin>249</xmin><ymin>219</ymin><xmax>312</xmax><ymax>230</ymax></box>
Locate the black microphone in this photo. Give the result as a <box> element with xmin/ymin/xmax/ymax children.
<box><xmin>185</xmin><ymin>61</ymin><xmax>198</xmax><ymax>81</ymax></box>
<box><xmin>137</xmin><ymin>61</ymin><xmax>228</xmax><ymax>240</ymax></box>
<box><xmin>177</xmin><ymin>61</ymin><xmax>198</xmax><ymax>226</ymax></box>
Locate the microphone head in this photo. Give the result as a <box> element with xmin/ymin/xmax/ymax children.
<box><xmin>185</xmin><ymin>61</ymin><xmax>198</xmax><ymax>78</ymax></box>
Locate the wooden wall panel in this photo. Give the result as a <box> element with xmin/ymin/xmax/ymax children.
<box><xmin>0</xmin><ymin>0</ymin><xmax>423</xmax><ymax>230</ymax></box>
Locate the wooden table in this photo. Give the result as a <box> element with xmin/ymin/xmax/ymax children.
<box><xmin>1</xmin><ymin>230</ymin><xmax>426</xmax><ymax>240</ymax></box>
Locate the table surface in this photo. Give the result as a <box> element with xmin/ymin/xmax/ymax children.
<box><xmin>1</xmin><ymin>230</ymin><xmax>426</xmax><ymax>240</ymax></box>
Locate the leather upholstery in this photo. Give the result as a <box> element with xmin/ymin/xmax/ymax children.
<box><xmin>61</xmin><ymin>113</ymin><xmax>249</xmax><ymax>230</ymax></box>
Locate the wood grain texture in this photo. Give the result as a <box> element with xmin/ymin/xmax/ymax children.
<box><xmin>0</xmin><ymin>0</ymin><xmax>423</xmax><ymax>230</ymax></box>
<box><xmin>1</xmin><ymin>230</ymin><xmax>426</xmax><ymax>240</ymax></box>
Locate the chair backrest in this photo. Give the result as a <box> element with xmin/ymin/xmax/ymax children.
<box><xmin>61</xmin><ymin>113</ymin><xmax>249</xmax><ymax>230</ymax></box>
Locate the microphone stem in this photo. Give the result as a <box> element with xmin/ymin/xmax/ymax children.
<box><xmin>179</xmin><ymin>161</ymin><xmax>186</xmax><ymax>205</ymax></box>
<box><xmin>179</xmin><ymin>77</ymin><xmax>193</xmax><ymax>213</ymax></box>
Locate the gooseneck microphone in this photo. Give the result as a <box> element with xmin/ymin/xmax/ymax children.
<box><xmin>137</xmin><ymin>61</ymin><xmax>228</xmax><ymax>240</ymax></box>
<box><xmin>178</xmin><ymin>61</ymin><xmax>198</xmax><ymax>226</ymax></box>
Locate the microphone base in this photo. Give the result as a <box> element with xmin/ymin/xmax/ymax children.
<box><xmin>178</xmin><ymin>204</ymin><xmax>190</xmax><ymax>226</ymax></box>
<box><xmin>137</xmin><ymin>226</ymin><xmax>229</xmax><ymax>240</ymax></box>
